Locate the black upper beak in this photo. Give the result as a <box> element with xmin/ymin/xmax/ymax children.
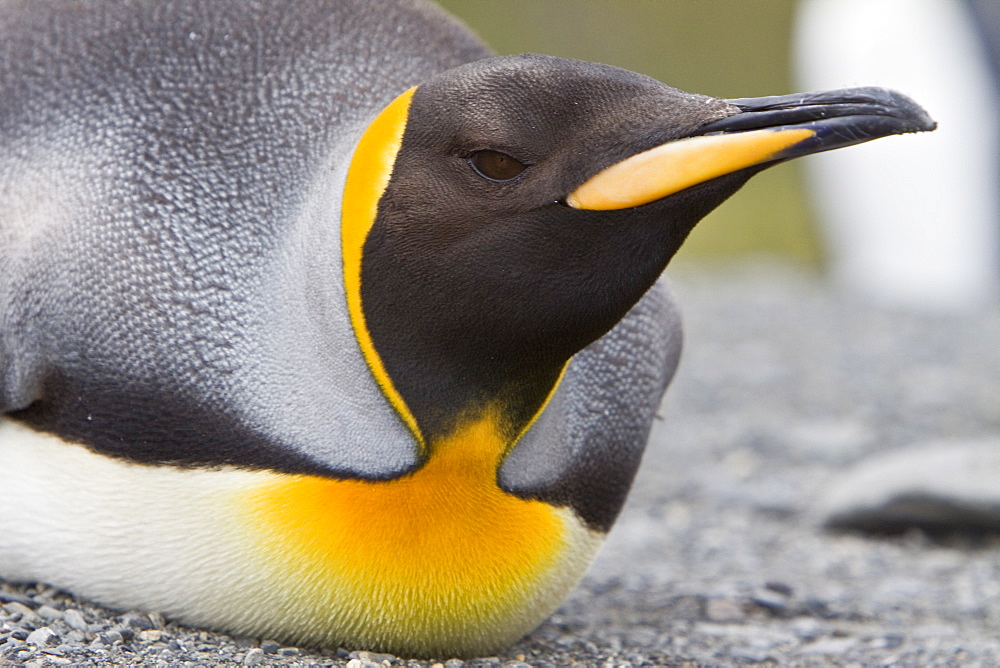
<box><xmin>696</xmin><ymin>87</ymin><xmax>937</xmax><ymax>159</ymax></box>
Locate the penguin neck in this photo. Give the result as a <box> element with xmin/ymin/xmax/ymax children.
<box><xmin>378</xmin><ymin>341</ymin><xmax>569</xmax><ymax>450</ymax></box>
<box><xmin>358</xmin><ymin>215</ymin><xmax>683</xmax><ymax>449</ymax></box>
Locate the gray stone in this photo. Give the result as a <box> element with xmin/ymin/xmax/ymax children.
<box><xmin>730</xmin><ymin>647</ymin><xmax>776</xmax><ymax>663</ymax></box>
<box><xmin>242</xmin><ymin>647</ymin><xmax>265</xmax><ymax>665</ymax></box>
<box><xmin>750</xmin><ymin>590</ymin><xmax>790</xmax><ymax>616</ymax></box>
<box><xmin>260</xmin><ymin>639</ymin><xmax>281</xmax><ymax>654</ymax></box>
<box><xmin>99</xmin><ymin>630</ymin><xmax>123</xmax><ymax>645</ymax></box>
<box><xmin>35</xmin><ymin>606</ymin><xmax>62</xmax><ymax>621</ymax></box>
<box><xmin>62</xmin><ymin>610</ymin><xmax>87</xmax><ymax>632</ymax></box>
<box><xmin>0</xmin><ymin>640</ymin><xmax>25</xmax><ymax>657</ymax></box>
<box><xmin>65</xmin><ymin>631</ymin><xmax>86</xmax><ymax>644</ymax></box>
<box><xmin>795</xmin><ymin>637</ymin><xmax>856</xmax><ymax>656</ymax></box>
<box><xmin>350</xmin><ymin>650</ymin><xmax>398</xmax><ymax>663</ymax></box>
<box><xmin>14</xmin><ymin>647</ymin><xmax>37</xmax><ymax>661</ymax></box>
<box><xmin>0</xmin><ymin>592</ymin><xmax>36</xmax><ymax>608</ymax></box>
<box><xmin>818</xmin><ymin>439</ymin><xmax>1000</xmax><ymax>531</ymax></box>
<box><xmin>25</xmin><ymin>626</ymin><xmax>56</xmax><ymax>647</ymax></box>
<box><xmin>4</xmin><ymin>601</ymin><xmax>39</xmax><ymax>622</ymax></box>
<box><xmin>704</xmin><ymin>597</ymin><xmax>746</xmax><ymax>623</ymax></box>
<box><xmin>121</xmin><ymin>612</ymin><xmax>153</xmax><ymax>630</ymax></box>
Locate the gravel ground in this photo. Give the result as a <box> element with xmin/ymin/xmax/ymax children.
<box><xmin>2</xmin><ymin>264</ymin><xmax>999</xmax><ymax>667</ymax></box>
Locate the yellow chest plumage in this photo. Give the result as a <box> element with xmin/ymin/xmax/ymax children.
<box><xmin>243</xmin><ymin>414</ymin><xmax>600</xmax><ymax>656</ymax></box>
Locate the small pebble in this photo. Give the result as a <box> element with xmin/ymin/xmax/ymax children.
<box><xmin>138</xmin><ymin>629</ymin><xmax>163</xmax><ymax>642</ymax></box>
<box><xmin>278</xmin><ymin>646</ymin><xmax>299</xmax><ymax>656</ymax></box>
<box><xmin>765</xmin><ymin>581</ymin><xmax>794</xmax><ymax>597</ymax></box>
<box><xmin>751</xmin><ymin>591</ymin><xmax>790</xmax><ymax>616</ymax></box>
<box><xmin>15</xmin><ymin>648</ymin><xmax>36</xmax><ymax>661</ymax></box>
<box><xmin>260</xmin><ymin>639</ymin><xmax>281</xmax><ymax>654</ymax></box>
<box><xmin>790</xmin><ymin>618</ymin><xmax>824</xmax><ymax>641</ymax></box>
<box><xmin>5</xmin><ymin>602</ymin><xmax>39</xmax><ymax>622</ymax></box>
<box><xmin>100</xmin><ymin>630</ymin><xmax>123</xmax><ymax>645</ymax></box>
<box><xmin>242</xmin><ymin>647</ymin><xmax>265</xmax><ymax>665</ymax></box>
<box><xmin>64</xmin><ymin>630</ymin><xmax>86</xmax><ymax>644</ymax></box>
<box><xmin>349</xmin><ymin>649</ymin><xmax>397</xmax><ymax>664</ymax></box>
<box><xmin>731</xmin><ymin>647</ymin><xmax>775</xmax><ymax>663</ymax></box>
<box><xmin>122</xmin><ymin>612</ymin><xmax>153</xmax><ymax>631</ymax></box>
<box><xmin>25</xmin><ymin>627</ymin><xmax>56</xmax><ymax>647</ymax></box>
<box><xmin>369</xmin><ymin>651</ymin><xmax>397</xmax><ymax>663</ymax></box>
<box><xmin>0</xmin><ymin>640</ymin><xmax>24</xmax><ymax>657</ymax></box>
<box><xmin>704</xmin><ymin>597</ymin><xmax>746</xmax><ymax>623</ymax></box>
<box><xmin>0</xmin><ymin>593</ymin><xmax>36</xmax><ymax>608</ymax></box>
<box><xmin>868</xmin><ymin>635</ymin><xmax>905</xmax><ymax>651</ymax></box>
<box><xmin>62</xmin><ymin>610</ymin><xmax>87</xmax><ymax>632</ymax></box>
<box><xmin>796</xmin><ymin>637</ymin><xmax>856</xmax><ymax>656</ymax></box>
<box><xmin>35</xmin><ymin>606</ymin><xmax>63</xmax><ymax>621</ymax></box>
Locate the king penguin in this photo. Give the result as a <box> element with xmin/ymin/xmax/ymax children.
<box><xmin>0</xmin><ymin>0</ymin><xmax>934</xmax><ymax>658</ymax></box>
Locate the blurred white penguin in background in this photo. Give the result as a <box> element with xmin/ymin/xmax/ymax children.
<box><xmin>800</xmin><ymin>0</ymin><xmax>1000</xmax><ymax>537</ymax></box>
<box><xmin>796</xmin><ymin>0</ymin><xmax>1000</xmax><ymax>311</ymax></box>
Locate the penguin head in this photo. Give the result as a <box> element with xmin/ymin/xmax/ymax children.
<box><xmin>343</xmin><ymin>54</ymin><xmax>935</xmax><ymax>444</ymax></box>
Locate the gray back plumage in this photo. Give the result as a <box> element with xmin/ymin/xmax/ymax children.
<box><xmin>0</xmin><ymin>0</ymin><xmax>682</xmax><ymax>496</ymax></box>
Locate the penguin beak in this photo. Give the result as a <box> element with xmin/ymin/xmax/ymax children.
<box><xmin>566</xmin><ymin>87</ymin><xmax>936</xmax><ymax>211</ymax></box>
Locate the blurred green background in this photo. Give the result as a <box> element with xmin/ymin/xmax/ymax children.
<box><xmin>437</xmin><ymin>0</ymin><xmax>821</xmax><ymax>268</ymax></box>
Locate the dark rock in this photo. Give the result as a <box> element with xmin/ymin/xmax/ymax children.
<box><xmin>819</xmin><ymin>440</ymin><xmax>1000</xmax><ymax>532</ymax></box>
<box><xmin>764</xmin><ymin>582</ymin><xmax>794</xmax><ymax>597</ymax></box>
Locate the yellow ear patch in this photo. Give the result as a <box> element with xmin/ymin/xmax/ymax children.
<box><xmin>566</xmin><ymin>127</ymin><xmax>815</xmax><ymax>210</ymax></box>
<box><xmin>341</xmin><ymin>87</ymin><xmax>424</xmax><ymax>447</ymax></box>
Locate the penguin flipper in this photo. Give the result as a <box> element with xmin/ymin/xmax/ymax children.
<box><xmin>0</xmin><ymin>187</ymin><xmax>48</xmax><ymax>414</ymax></box>
<box><xmin>499</xmin><ymin>279</ymin><xmax>682</xmax><ymax>531</ymax></box>
<box><xmin>0</xmin><ymin>344</ymin><xmax>42</xmax><ymax>413</ymax></box>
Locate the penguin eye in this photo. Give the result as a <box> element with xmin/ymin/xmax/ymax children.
<box><xmin>469</xmin><ymin>150</ymin><xmax>527</xmax><ymax>181</ymax></box>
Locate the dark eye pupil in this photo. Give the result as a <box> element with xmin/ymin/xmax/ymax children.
<box><xmin>470</xmin><ymin>150</ymin><xmax>526</xmax><ymax>181</ymax></box>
